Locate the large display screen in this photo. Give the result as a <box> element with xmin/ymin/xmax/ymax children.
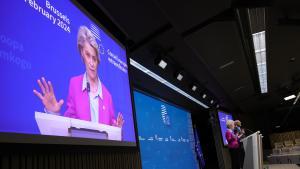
<box><xmin>218</xmin><ymin>111</ymin><xmax>233</xmax><ymax>146</ymax></box>
<box><xmin>134</xmin><ymin>90</ymin><xmax>200</xmax><ymax>169</ymax></box>
<box><xmin>0</xmin><ymin>0</ymin><xmax>136</xmax><ymax>145</ymax></box>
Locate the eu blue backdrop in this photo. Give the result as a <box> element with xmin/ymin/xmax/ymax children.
<box><xmin>134</xmin><ymin>91</ymin><xmax>199</xmax><ymax>169</ymax></box>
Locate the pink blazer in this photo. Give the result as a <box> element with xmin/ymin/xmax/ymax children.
<box><xmin>225</xmin><ymin>129</ymin><xmax>239</xmax><ymax>149</ymax></box>
<box><xmin>64</xmin><ymin>74</ymin><xmax>115</xmax><ymax>125</ymax></box>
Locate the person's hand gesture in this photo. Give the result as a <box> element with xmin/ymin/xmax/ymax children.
<box><xmin>33</xmin><ymin>77</ymin><xmax>64</xmax><ymax>113</ymax></box>
<box><xmin>113</xmin><ymin>112</ymin><xmax>125</xmax><ymax>128</ymax></box>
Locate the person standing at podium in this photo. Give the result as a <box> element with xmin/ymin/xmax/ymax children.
<box><xmin>33</xmin><ymin>26</ymin><xmax>124</xmax><ymax>128</ymax></box>
<box><xmin>234</xmin><ymin>120</ymin><xmax>245</xmax><ymax>169</ymax></box>
<box><xmin>226</xmin><ymin>120</ymin><xmax>241</xmax><ymax>169</ymax></box>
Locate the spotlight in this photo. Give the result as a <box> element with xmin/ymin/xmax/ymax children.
<box><xmin>191</xmin><ymin>85</ymin><xmax>197</xmax><ymax>91</ymax></box>
<box><xmin>210</xmin><ymin>100</ymin><xmax>214</xmax><ymax>104</ymax></box>
<box><xmin>176</xmin><ymin>72</ymin><xmax>183</xmax><ymax>81</ymax></box>
<box><xmin>158</xmin><ymin>59</ymin><xmax>167</xmax><ymax>69</ymax></box>
<box><xmin>284</xmin><ymin>94</ymin><xmax>296</xmax><ymax>101</ymax></box>
<box><xmin>154</xmin><ymin>57</ymin><xmax>167</xmax><ymax>69</ymax></box>
<box><xmin>202</xmin><ymin>94</ymin><xmax>207</xmax><ymax>99</ymax></box>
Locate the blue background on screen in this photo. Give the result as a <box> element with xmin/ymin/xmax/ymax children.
<box><xmin>218</xmin><ymin>111</ymin><xmax>233</xmax><ymax>145</ymax></box>
<box><xmin>0</xmin><ymin>0</ymin><xmax>135</xmax><ymax>142</ymax></box>
<box><xmin>134</xmin><ymin>91</ymin><xmax>199</xmax><ymax>169</ymax></box>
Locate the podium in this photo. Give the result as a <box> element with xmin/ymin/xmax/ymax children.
<box><xmin>35</xmin><ymin>111</ymin><xmax>122</xmax><ymax>141</ymax></box>
<box><xmin>241</xmin><ymin>131</ymin><xmax>263</xmax><ymax>169</ymax></box>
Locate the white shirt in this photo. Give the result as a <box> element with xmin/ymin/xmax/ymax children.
<box><xmin>82</xmin><ymin>73</ymin><xmax>103</xmax><ymax>123</ymax></box>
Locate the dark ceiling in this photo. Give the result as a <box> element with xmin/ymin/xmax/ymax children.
<box><xmin>81</xmin><ymin>0</ymin><xmax>300</xmax><ymax>134</ymax></box>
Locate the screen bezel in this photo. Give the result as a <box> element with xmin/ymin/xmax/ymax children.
<box><xmin>217</xmin><ymin>110</ymin><xmax>234</xmax><ymax>147</ymax></box>
<box><xmin>0</xmin><ymin>0</ymin><xmax>138</xmax><ymax>147</ymax></box>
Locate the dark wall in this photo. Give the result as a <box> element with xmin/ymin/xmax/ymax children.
<box><xmin>192</xmin><ymin>111</ymin><xmax>220</xmax><ymax>169</ymax></box>
<box><xmin>0</xmin><ymin>144</ymin><xmax>141</xmax><ymax>169</ymax></box>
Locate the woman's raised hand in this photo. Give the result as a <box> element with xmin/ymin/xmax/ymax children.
<box><xmin>33</xmin><ymin>77</ymin><xmax>64</xmax><ymax>113</ymax></box>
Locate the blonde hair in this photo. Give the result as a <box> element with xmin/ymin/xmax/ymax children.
<box><xmin>234</xmin><ymin>120</ymin><xmax>241</xmax><ymax>127</ymax></box>
<box><xmin>77</xmin><ymin>26</ymin><xmax>100</xmax><ymax>63</ymax></box>
<box><xmin>226</xmin><ymin>120</ymin><xmax>234</xmax><ymax>129</ymax></box>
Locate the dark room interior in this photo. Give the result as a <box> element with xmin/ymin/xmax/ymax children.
<box><xmin>0</xmin><ymin>0</ymin><xmax>299</xmax><ymax>169</ymax></box>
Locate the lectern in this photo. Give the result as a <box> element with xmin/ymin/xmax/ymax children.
<box><xmin>35</xmin><ymin>111</ymin><xmax>122</xmax><ymax>141</ymax></box>
<box><xmin>241</xmin><ymin>131</ymin><xmax>263</xmax><ymax>169</ymax></box>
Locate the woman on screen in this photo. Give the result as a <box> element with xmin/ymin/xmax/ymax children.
<box><xmin>33</xmin><ymin>26</ymin><xmax>124</xmax><ymax>128</ymax></box>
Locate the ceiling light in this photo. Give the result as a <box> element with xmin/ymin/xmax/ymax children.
<box><xmin>210</xmin><ymin>100</ymin><xmax>214</xmax><ymax>104</ymax></box>
<box><xmin>154</xmin><ymin>56</ymin><xmax>168</xmax><ymax>69</ymax></box>
<box><xmin>192</xmin><ymin>85</ymin><xmax>197</xmax><ymax>91</ymax></box>
<box><xmin>158</xmin><ymin>59</ymin><xmax>167</xmax><ymax>69</ymax></box>
<box><xmin>130</xmin><ymin>58</ymin><xmax>209</xmax><ymax>109</ymax></box>
<box><xmin>216</xmin><ymin>104</ymin><xmax>219</xmax><ymax>108</ymax></box>
<box><xmin>176</xmin><ymin>73</ymin><xmax>183</xmax><ymax>81</ymax></box>
<box><xmin>202</xmin><ymin>94</ymin><xmax>207</xmax><ymax>99</ymax></box>
<box><xmin>253</xmin><ymin>31</ymin><xmax>267</xmax><ymax>94</ymax></box>
<box><xmin>249</xmin><ymin>8</ymin><xmax>267</xmax><ymax>94</ymax></box>
<box><xmin>219</xmin><ymin>61</ymin><xmax>235</xmax><ymax>70</ymax></box>
<box><xmin>284</xmin><ymin>94</ymin><xmax>296</xmax><ymax>101</ymax></box>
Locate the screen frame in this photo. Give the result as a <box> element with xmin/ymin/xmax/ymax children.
<box><xmin>217</xmin><ymin>110</ymin><xmax>234</xmax><ymax>147</ymax></box>
<box><xmin>0</xmin><ymin>0</ymin><xmax>138</xmax><ymax>147</ymax></box>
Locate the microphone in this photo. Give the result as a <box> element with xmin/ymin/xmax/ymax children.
<box><xmin>87</xmin><ymin>82</ymin><xmax>90</xmax><ymax>93</ymax></box>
